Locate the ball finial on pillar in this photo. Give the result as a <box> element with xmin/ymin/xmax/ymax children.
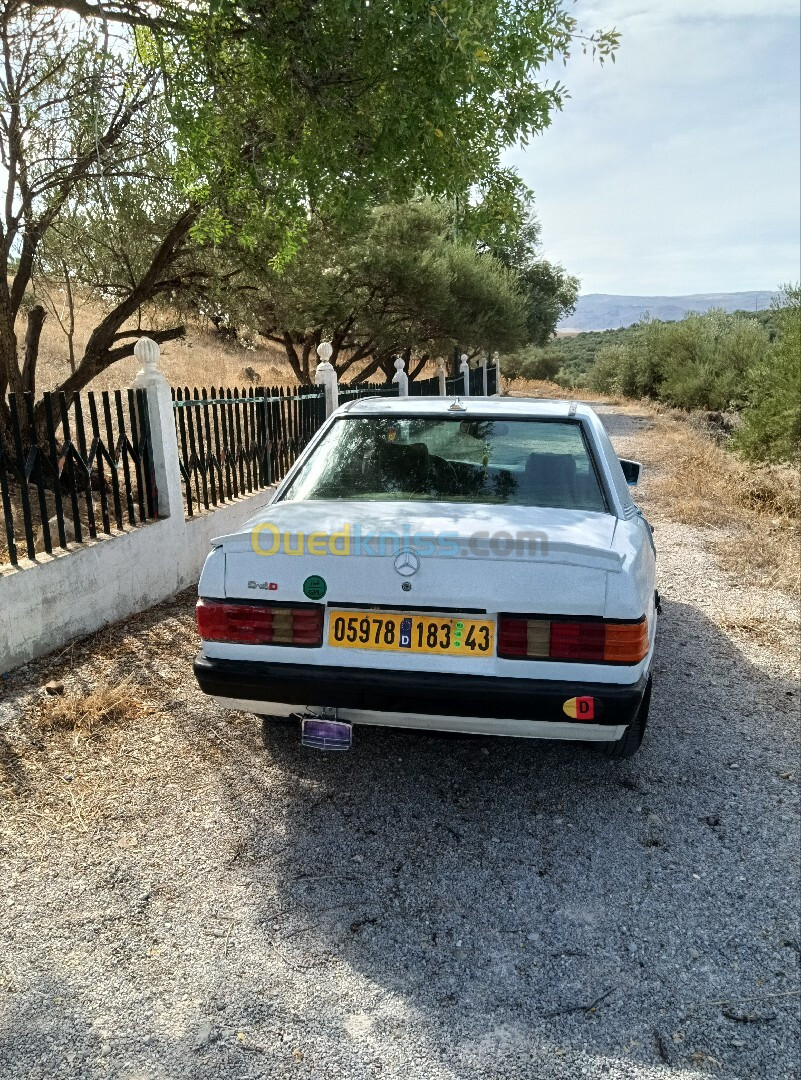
<box><xmin>134</xmin><ymin>336</ymin><xmax>161</xmax><ymax>372</ymax></box>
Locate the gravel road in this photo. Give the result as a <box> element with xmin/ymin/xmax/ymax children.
<box><xmin>1</xmin><ymin>406</ymin><xmax>799</xmax><ymax>1080</ymax></box>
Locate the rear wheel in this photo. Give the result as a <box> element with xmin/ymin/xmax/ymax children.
<box><xmin>599</xmin><ymin>676</ymin><xmax>652</xmax><ymax>760</ymax></box>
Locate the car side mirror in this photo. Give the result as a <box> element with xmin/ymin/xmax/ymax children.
<box><xmin>620</xmin><ymin>458</ymin><xmax>642</xmax><ymax>486</ymax></box>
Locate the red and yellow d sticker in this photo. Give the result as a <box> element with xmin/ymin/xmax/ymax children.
<box><xmin>563</xmin><ymin>696</ymin><xmax>596</xmax><ymax>721</ymax></box>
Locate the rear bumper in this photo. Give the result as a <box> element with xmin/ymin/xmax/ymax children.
<box><xmin>193</xmin><ymin>654</ymin><xmax>649</xmax><ymax>726</ymax></box>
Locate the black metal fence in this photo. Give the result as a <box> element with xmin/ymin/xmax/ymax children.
<box><xmin>409</xmin><ymin>373</ymin><xmax>440</xmax><ymax>396</ymax></box>
<box><xmin>340</xmin><ymin>363</ymin><xmax>498</xmax><ymax>401</ymax></box>
<box><xmin>171</xmin><ymin>385</ymin><xmax>326</xmax><ymax>517</ymax></box>
<box><xmin>0</xmin><ymin>362</ymin><xmax>500</xmax><ymax>564</ymax></box>
<box><xmin>339</xmin><ymin>380</ymin><xmax>400</xmax><ymax>403</ymax></box>
<box><xmin>0</xmin><ymin>389</ymin><xmax>155</xmax><ymax>567</ymax></box>
<box><xmin>487</xmin><ymin>363</ymin><xmax>498</xmax><ymax>397</ymax></box>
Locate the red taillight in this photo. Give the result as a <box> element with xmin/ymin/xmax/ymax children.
<box><xmin>196</xmin><ymin>599</ymin><xmax>323</xmax><ymax>647</ymax></box>
<box><xmin>498</xmin><ymin>615</ymin><xmax>648</xmax><ymax>664</ymax></box>
<box><xmin>497</xmin><ymin>617</ymin><xmax>528</xmax><ymax>657</ymax></box>
<box><xmin>550</xmin><ymin>620</ymin><xmax>605</xmax><ymax>661</ymax></box>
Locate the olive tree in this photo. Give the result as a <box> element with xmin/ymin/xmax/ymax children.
<box><xmin>231</xmin><ymin>201</ymin><xmax>527</xmax><ymax>384</ymax></box>
<box><xmin>2</xmin><ymin>0</ymin><xmax>617</xmax><ymax>432</ymax></box>
<box><xmin>0</xmin><ymin>3</ymin><xmax>197</xmax><ymax>434</ymax></box>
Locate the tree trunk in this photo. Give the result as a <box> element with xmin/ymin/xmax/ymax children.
<box><xmin>408</xmin><ymin>352</ymin><xmax>430</xmax><ymax>381</ymax></box>
<box><xmin>335</xmin><ymin>341</ymin><xmax>375</xmax><ymax>381</ymax></box>
<box><xmin>0</xmin><ymin>305</ymin><xmax>21</xmax><ymax>399</ymax></box>
<box><xmin>280</xmin><ymin>334</ymin><xmax>307</xmax><ymax>384</ymax></box>
<box><xmin>378</xmin><ymin>354</ymin><xmax>396</xmax><ymax>383</ymax></box>
<box><xmin>301</xmin><ymin>335</ymin><xmax>315</xmax><ymax>384</ymax></box>
<box><xmin>22</xmin><ymin>304</ymin><xmax>47</xmax><ymax>394</ymax></box>
<box><xmin>355</xmin><ymin>350</ymin><xmax>396</xmax><ymax>384</ymax></box>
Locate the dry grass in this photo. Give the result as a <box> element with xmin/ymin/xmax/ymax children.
<box><xmin>29</xmin><ymin>680</ymin><xmax>142</xmax><ymax>737</ymax></box>
<box><xmin>715</xmin><ymin>613</ymin><xmax>801</xmax><ymax>657</ymax></box>
<box><xmin>504</xmin><ymin>377</ymin><xmax>620</xmax><ymax>404</ymax></box>
<box><xmin>34</xmin><ymin>306</ymin><xmax>299</xmax><ymax>394</ymax></box>
<box><xmin>616</xmin><ymin>403</ymin><xmax>800</xmax><ymax>594</ymax></box>
<box><xmin>636</xmin><ymin>409</ymin><xmax>799</xmax><ymax>523</ymax></box>
<box><xmin>0</xmin><ymin>591</ymin><xmax>201</xmax><ymax>827</ymax></box>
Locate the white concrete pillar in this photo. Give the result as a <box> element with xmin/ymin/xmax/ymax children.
<box><xmin>480</xmin><ymin>355</ymin><xmax>488</xmax><ymax>397</ymax></box>
<box><xmin>315</xmin><ymin>341</ymin><xmax>339</xmax><ymax>416</ymax></box>
<box><xmin>392</xmin><ymin>355</ymin><xmax>409</xmax><ymax>396</ymax></box>
<box><xmin>493</xmin><ymin>351</ymin><xmax>500</xmax><ymax>394</ymax></box>
<box><xmin>460</xmin><ymin>353</ymin><xmax>470</xmax><ymax>397</ymax></box>
<box><xmin>133</xmin><ymin>337</ymin><xmax>183</xmax><ymax>518</ymax></box>
<box><xmin>436</xmin><ymin>356</ymin><xmax>447</xmax><ymax>396</ymax></box>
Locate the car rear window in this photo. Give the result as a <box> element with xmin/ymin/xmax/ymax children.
<box><xmin>280</xmin><ymin>417</ymin><xmax>608</xmax><ymax>512</ymax></box>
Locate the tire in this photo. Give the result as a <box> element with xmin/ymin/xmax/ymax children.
<box><xmin>599</xmin><ymin>675</ymin><xmax>652</xmax><ymax>760</ymax></box>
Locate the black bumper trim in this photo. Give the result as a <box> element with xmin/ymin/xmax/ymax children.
<box><xmin>193</xmin><ymin>654</ymin><xmax>649</xmax><ymax>725</ymax></box>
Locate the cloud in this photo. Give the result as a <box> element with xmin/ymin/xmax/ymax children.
<box><xmin>580</xmin><ymin>0</ymin><xmax>799</xmax><ymax>23</ymax></box>
<box><xmin>508</xmin><ymin>2</ymin><xmax>800</xmax><ymax>293</ymax></box>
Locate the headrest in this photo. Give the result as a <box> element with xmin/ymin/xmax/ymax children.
<box><xmin>524</xmin><ymin>452</ymin><xmax>577</xmax><ymax>482</ymax></box>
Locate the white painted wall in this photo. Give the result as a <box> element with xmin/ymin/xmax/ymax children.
<box><xmin>0</xmin><ymin>339</ymin><xmax>275</xmax><ymax>674</ymax></box>
<box><xmin>0</xmin><ymin>494</ymin><xmax>272</xmax><ymax>674</ymax></box>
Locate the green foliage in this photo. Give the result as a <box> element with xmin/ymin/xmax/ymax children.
<box><xmin>501</xmin><ymin>345</ymin><xmax>562</xmax><ymax>384</ymax></box>
<box><xmin>2</xmin><ymin>0</ymin><xmax>615</xmax><ymax>410</ymax></box>
<box><xmin>462</xmin><ymin>180</ymin><xmax>579</xmax><ymax>348</ymax></box>
<box><xmin>734</xmin><ymin>286</ymin><xmax>801</xmax><ymax>462</ymax></box>
<box><xmin>160</xmin><ymin>1</ymin><xmax>619</xmax><ymax>256</ymax></box>
<box><xmin>656</xmin><ymin>312</ymin><xmax>768</xmax><ymax>410</ymax></box>
<box><xmin>518</xmin><ymin>262</ymin><xmax>580</xmax><ymax>346</ymax></box>
<box><xmin>239</xmin><ymin>200</ymin><xmax>527</xmax><ymax>382</ymax></box>
<box><xmin>583</xmin><ymin>311</ymin><xmax>772</xmax><ymax>410</ymax></box>
<box><xmin>458</xmin><ymin>171</ymin><xmax>538</xmax><ymax>264</ymax></box>
<box><xmin>525</xmin><ymin>326</ymin><xmax>638</xmax><ymax>387</ymax></box>
<box><xmin>576</xmin><ymin>299</ymin><xmax>798</xmax><ymax>462</ymax></box>
<box><xmin>586</xmin><ymin>344</ymin><xmax>633</xmax><ymax>394</ymax></box>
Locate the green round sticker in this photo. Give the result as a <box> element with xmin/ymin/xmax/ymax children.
<box><xmin>303</xmin><ymin>575</ymin><xmax>327</xmax><ymax>600</ymax></box>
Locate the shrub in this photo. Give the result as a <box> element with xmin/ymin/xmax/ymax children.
<box><xmin>585</xmin><ymin>309</ymin><xmax>773</xmax><ymax>411</ymax></box>
<box><xmin>656</xmin><ymin>311</ymin><xmax>769</xmax><ymax>411</ymax></box>
<box><xmin>734</xmin><ymin>286</ymin><xmax>801</xmax><ymax>462</ymax></box>
<box><xmin>500</xmin><ymin>345</ymin><xmax>561</xmax><ymax>383</ymax></box>
<box><xmin>521</xmin><ymin>346</ymin><xmax>561</xmax><ymax>381</ymax></box>
<box><xmin>587</xmin><ymin>345</ymin><xmax>630</xmax><ymax>394</ymax></box>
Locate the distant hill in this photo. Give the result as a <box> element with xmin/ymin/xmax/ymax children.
<box><xmin>559</xmin><ymin>291</ymin><xmax>779</xmax><ymax>331</ymax></box>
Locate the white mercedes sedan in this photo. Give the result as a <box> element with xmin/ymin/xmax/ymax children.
<box><xmin>193</xmin><ymin>397</ymin><xmax>658</xmax><ymax>758</ymax></box>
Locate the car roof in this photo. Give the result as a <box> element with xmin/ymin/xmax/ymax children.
<box><xmin>337</xmin><ymin>396</ymin><xmax>598</xmax><ymax>420</ymax></box>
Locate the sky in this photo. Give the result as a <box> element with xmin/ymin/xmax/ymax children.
<box><xmin>503</xmin><ymin>0</ymin><xmax>801</xmax><ymax>295</ymax></box>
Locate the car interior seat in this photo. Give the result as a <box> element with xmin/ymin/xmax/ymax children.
<box><xmin>366</xmin><ymin>440</ymin><xmax>431</xmax><ymax>493</ymax></box>
<box><xmin>520</xmin><ymin>452</ymin><xmax>578</xmax><ymax>506</ymax></box>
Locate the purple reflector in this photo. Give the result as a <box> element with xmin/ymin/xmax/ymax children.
<box><xmin>301</xmin><ymin>718</ymin><xmax>352</xmax><ymax>751</ymax></box>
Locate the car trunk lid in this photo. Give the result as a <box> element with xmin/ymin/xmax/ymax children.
<box><xmin>217</xmin><ymin>500</ymin><xmax>621</xmax><ymax>616</ymax></box>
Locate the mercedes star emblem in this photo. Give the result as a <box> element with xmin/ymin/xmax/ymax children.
<box><xmin>393</xmin><ymin>550</ymin><xmax>420</xmax><ymax>577</ymax></box>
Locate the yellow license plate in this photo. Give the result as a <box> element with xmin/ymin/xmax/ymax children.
<box><xmin>328</xmin><ymin>611</ymin><xmax>494</xmax><ymax>657</ymax></box>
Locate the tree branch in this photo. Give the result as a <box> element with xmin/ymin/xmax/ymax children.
<box><xmin>21</xmin><ymin>303</ymin><xmax>47</xmax><ymax>393</ymax></box>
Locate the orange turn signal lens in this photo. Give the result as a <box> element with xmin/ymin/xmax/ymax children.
<box><xmin>498</xmin><ymin>614</ymin><xmax>649</xmax><ymax>664</ymax></box>
<box><xmin>602</xmin><ymin>618</ymin><xmax>650</xmax><ymax>663</ymax></box>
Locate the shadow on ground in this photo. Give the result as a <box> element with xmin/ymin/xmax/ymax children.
<box><xmin>0</xmin><ymin>595</ymin><xmax>798</xmax><ymax>1079</ymax></box>
<box><xmin>196</xmin><ymin>599</ymin><xmax>800</xmax><ymax>1077</ymax></box>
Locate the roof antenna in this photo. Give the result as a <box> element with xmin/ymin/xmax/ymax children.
<box><xmin>448</xmin><ymin>399</ymin><xmax>466</xmax><ymax>412</ymax></box>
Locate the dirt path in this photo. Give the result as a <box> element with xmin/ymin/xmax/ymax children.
<box><xmin>1</xmin><ymin>408</ymin><xmax>798</xmax><ymax>1080</ymax></box>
